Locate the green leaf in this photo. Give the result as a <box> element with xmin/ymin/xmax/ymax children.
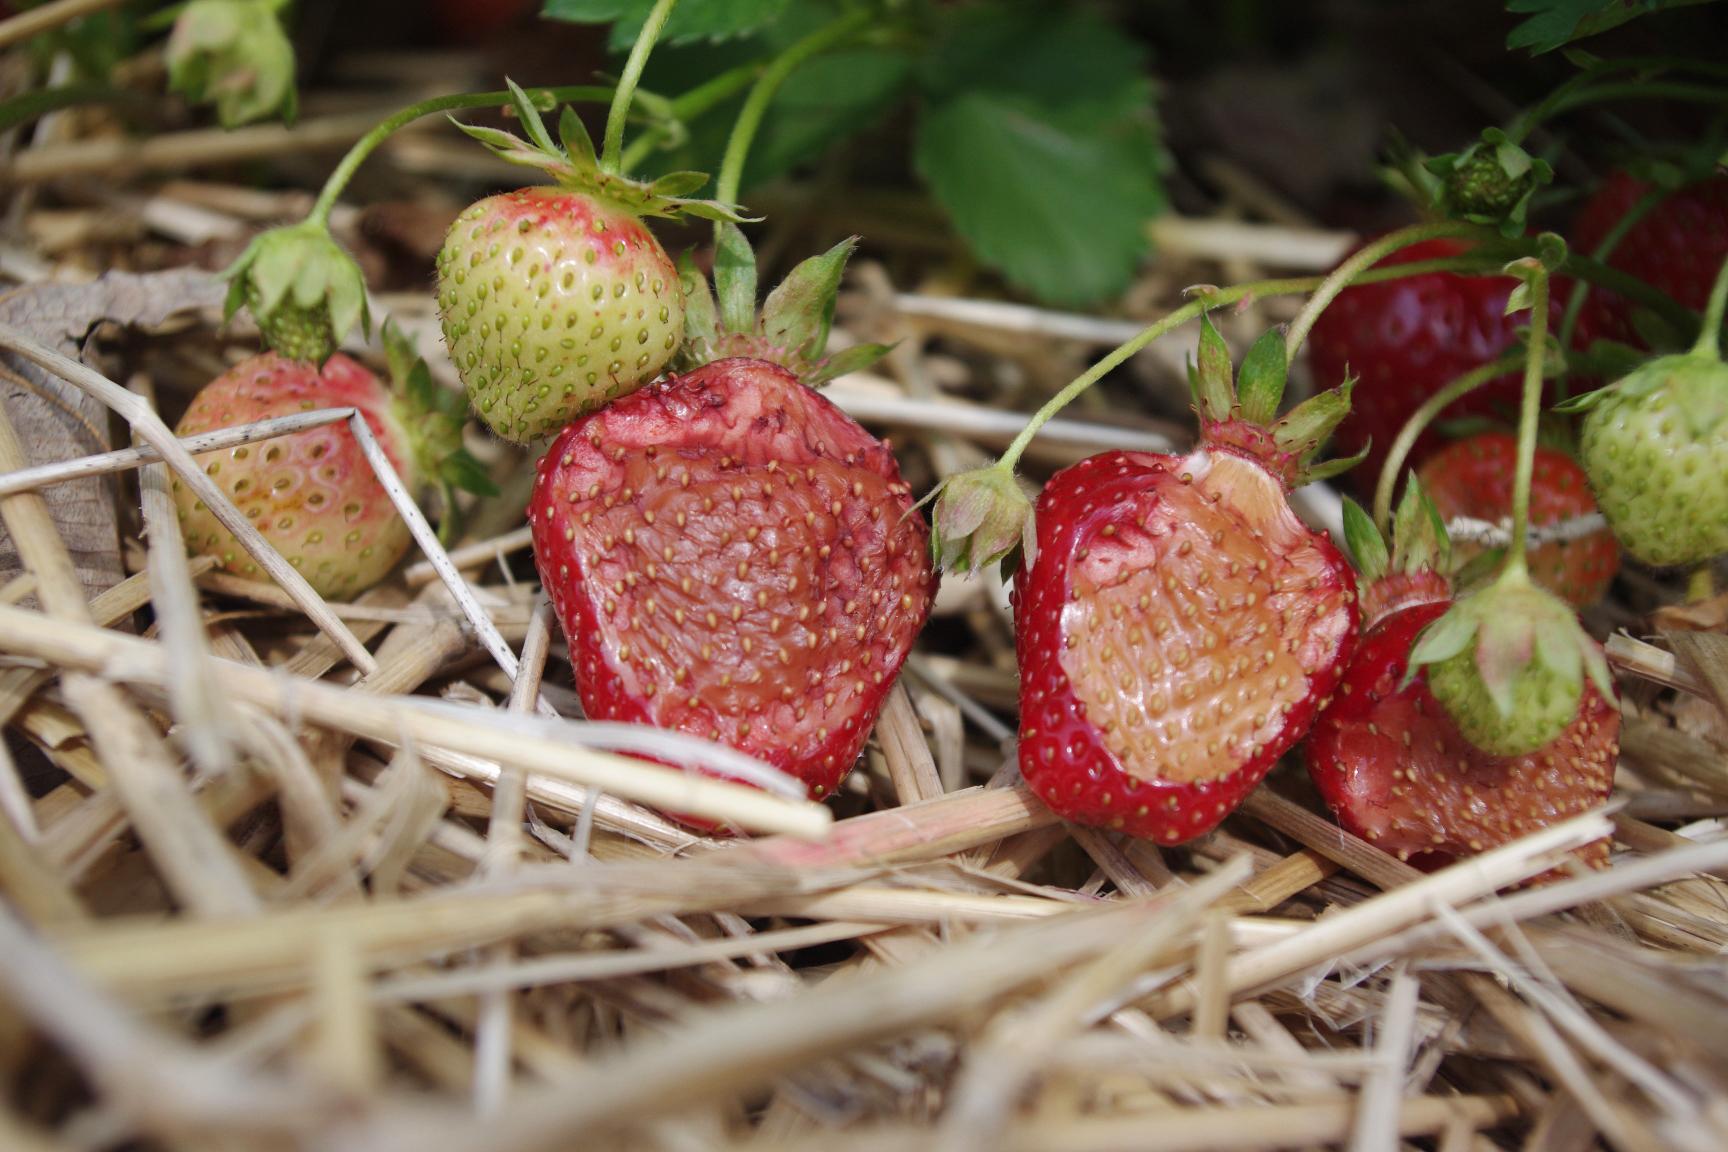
<box><xmin>558</xmin><ymin>104</ymin><xmax>597</xmax><ymax>167</ymax></box>
<box><xmin>713</xmin><ymin>223</ymin><xmax>758</xmax><ymax>335</ymax></box>
<box><xmin>677</xmin><ymin>249</ymin><xmax>718</xmax><ymax>352</ymax></box>
<box><xmin>543</xmin><ymin>0</ymin><xmax>790</xmax><ymax>49</ymax></box>
<box><xmin>1192</xmin><ymin>313</ymin><xmax>1234</xmax><ymax>422</ymax></box>
<box><xmin>920</xmin><ymin>4</ymin><xmax>1152</xmax><ymax>119</ymax></box>
<box><xmin>1235</xmin><ymin>329</ymin><xmax>1288</xmax><ymax>424</ymax></box>
<box><xmin>914</xmin><ymin>92</ymin><xmax>1161</xmax><ymax>307</ymax></box>
<box><xmin>807</xmin><ymin>341</ymin><xmax>892</xmax><ymax>387</ymax></box>
<box><xmin>1506</xmin><ymin>0</ymin><xmax>1720</xmax><ymax>54</ymax></box>
<box><xmin>441</xmin><ymin>451</ymin><xmax>500</xmax><ymax>498</ymax></box>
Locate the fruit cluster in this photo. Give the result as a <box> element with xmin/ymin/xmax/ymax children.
<box><xmin>178</xmin><ymin>53</ymin><xmax>1727</xmax><ymax>867</ymax></box>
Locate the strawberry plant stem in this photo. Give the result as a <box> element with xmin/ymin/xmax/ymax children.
<box><xmin>713</xmin><ymin>7</ymin><xmax>874</xmax><ymax>212</ymax></box>
<box><xmin>1690</xmin><ymin>251</ymin><xmax>1728</xmax><ymax>359</ymax></box>
<box><xmin>1283</xmin><ymin>221</ymin><xmax>1483</xmax><ymax>361</ymax></box>
<box><xmin>617</xmin><ymin>63</ymin><xmax>764</xmax><ymax>174</ymax></box>
<box><xmin>995</xmin><ymin>256</ymin><xmax>1504</xmax><ymax>474</ymax></box>
<box><xmin>1372</xmin><ymin>354</ymin><xmax>1525</xmax><ymax>530</ymax></box>
<box><xmin>1556</xmin><ymin>184</ymin><xmax>1669</xmax><ymax>378</ymax></box>
<box><xmin>1507</xmin><ymin>266</ymin><xmax>1551</xmax><ymax>575</ymax></box>
<box><xmin>601</xmin><ymin>0</ymin><xmax>679</xmax><ymax>175</ymax></box>
<box><xmin>308</xmin><ymin>86</ymin><xmax>614</xmax><ymax>226</ymax></box>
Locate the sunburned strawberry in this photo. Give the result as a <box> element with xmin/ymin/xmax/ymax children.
<box><xmin>528</xmin><ymin>234</ymin><xmax>927</xmax><ymax>811</ymax></box>
<box><xmin>1419</xmin><ymin>433</ymin><xmax>1618</xmax><ymax>606</ymax></box>
<box><xmin>1569</xmin><ymin>171</ymin><xmax>1728</xmax><ymax>351</ymax></box>
<box><xmin>173</xmin><ymin>332</ymin><xmax>485</xmax><ymax>598</ymax></box>
<box><xmin>438</xmin><ymin>82</ymin><xmax>738</xmax><ymax>444</ymax></box>
<box><xmin>1306</xmin><ymin>238</ymin><xmax>1537</xmax><ymax>490</ymax></box>
<box><xmin>1015</xmin><ymin>323</ymin><xmax>1361</xmax><ymax>844</ymax></box>
<box><xmin>1305</xmin><ymin>598</ymin><xmax>1618</xmax><ymax>871</ymax></box>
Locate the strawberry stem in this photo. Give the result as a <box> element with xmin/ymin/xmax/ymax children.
<box><xmin>602</xmin><ymin>0</ymin><xmax>679</xmax><ymax>174</ymax></box>
<box><xmin>993</xmin><ymin>255</ymin><xmax>1507</xmax><ymax>474</ymax></box>
<box><xmin>1371</xmin><ymin>353</ymin><xmax>1525</xmax><ymax>530</ymax></box>
<box><xmin>308</xmin><ymin>85</ymin><xmax>614</xmax><ymax>226</ymax></box>
<box><xmin>713</xmin><ymin>7</ymin><xmax>873</xmax><ymax>213</ymax></box>
<box><xmin>1283</xmin><ymin>221</ymin><xmax>1485</xmax><ymax>362</ymax></box>
<box><xmin>1691</xmin><ymin>250</ymin><xmax>1728</xmax><ymax>360</ymax></box>
<box><xmin>1555</xmin><ymin>183</ymin><xmax>1669</xmax><ymax>384</ymax></box>
<box><xmin>1507</xmin><ymin>264</ymin><xmax>1551</xmax><ymax>575</ymax></box>
<box><xmin>618</xmin><ymin>62</ymin><xmax>763</xmax><ymax>173</ymax></box>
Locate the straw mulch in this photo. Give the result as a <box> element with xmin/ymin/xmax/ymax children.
<box><xmin>4</xmin><ymin>55</ymin><xmax>1728</xmax><ymax>1152</ymax></box>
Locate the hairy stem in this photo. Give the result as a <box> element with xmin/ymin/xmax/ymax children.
<box><xmin>1507</xmin><ymin>267</ymin><xmax>1551</xmax><ymax>574</ymax></box>
<box><xmin>1372</xmin><ymin>354</ymin><xmax>1525</xmax><ymax>531</ymax></box>
<box><xmin>601</xmin><ymin>0</ymin><xmax>678</xmax><ymax>174</ymax></box>
<box><xmin>618</xmin><ymin>62</ymin><xmax>763</xmax><ymax>174</ymax></box>
<box><xmin>992</xmin><ymin>254</ymin><xmax>1504</xmax><ymax>474</ymax></box>
<box><xmin>713</xmin><ymin>7</ymin><xmax>873</xmax><ymax>211</ymax></box>
<box><xmin>309</xmin><ymin>86</ymin><xmax>614</xmax><ymax>225</ymax></box>
<box><xmin>1283</xmin><ymin>221</ymin><xmax>1484</xmax><ymax>361</ymax></box>
<box><xmin>1556</xmin><ymin>184</ymin><xmax>1669</xmax><ymax>378</ymax></box>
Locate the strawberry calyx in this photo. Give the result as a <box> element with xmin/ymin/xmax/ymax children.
<box><xmin>453</xmin><ymin>79</ymin><xmax>746</xmax><ymax>224</ymax></box>
<box><xmin>1423</xmin><ymin>128</ymin><xmax>1554</xmax><ymax>238</ymax></box>
<box><xmin>224</xmin><ymin>218</ymin><xmax>370</xmax><ymax>365</ymax></box>
<box><xmin>1191</xmin><ymin>316</ymin><xmax>1364</xmax><ymax>490</ymax></box>
<box><xmin>166</xmin><ymin>0</ymin><xmax>297</xmax><ymax>129</ymax></box>
<box><xmin>380</xmin><ymin>322</ymin><xmax>497</xmax><ymax>505</ymax></box>
<box><xmin>1342</xmin><ymin>476</ymin><xmax>1454</xmax><ymax>628</ymax></box>
<box><xmin>929</xmin><ymin>464</ymin><xmax>1033</xmax><ymax>574</ymax></box>
<box><xmin>1407</xmin><ymin>568</ymin><xmax>1614</xmax><ymax>757</ymax></box>
<box><xmin>677</xmin><ymin>222</ymin><xmax>893</xmax><ymax>386</ymax></box>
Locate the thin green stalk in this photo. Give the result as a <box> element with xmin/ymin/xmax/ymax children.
<box><xmin>617</xmin><ymin>61</ymin><xmax>763</xmax><ymax>174</ymax></box>
<box><xmin>1556</xmin><ymin>184</ymin><xmax>1668</xmax><ymax>366</ymax></box>
<box><xmin>1561</xmin><ymin>250</ymin><xmax>1700</xmax><ymax>337</ymax></box>
<box><xmin>601</xmin><ymin>0</ymin><xmax>679</xmax><ymax>174</ymax></box>
<box><xmin>1283</xmin><ymin>221</ymin><xmax>1484</xmax><ymax>361</ymax></box>
<box><xmin>1690</xmin><ymin>251</ymin><xmax>1728</xmax><ymax>359</ymax></box>
<box><xmin>713</xmin><ymin>6</ymin><xmax>873</xmax><ymax>210</ymax></box>
<box><xmin>1372</xmin><ymin>354</ymin><xmax>1524</xmax><ymax>530</ymax></box>
<box><xmin>309</xmin><ymin>85</ymin><xmax>614</xmax><ymax>226</ymax></box>
<box><xmin>1506</xmin><ymin>268</ymin><xmax>1551</xmax><ymax>574</ymax></box>
<box><xmin>1544</xmin><ymin>81</ymin><xmax>1728</xmax><ymax>120</ymax></box>
<box><xmin>992</xmin><ymin>255</ymin><xmax>1501</xmax><ymax>473</ymax></box>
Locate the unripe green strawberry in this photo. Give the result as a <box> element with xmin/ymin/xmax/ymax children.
<box><xmin>1409</xmin><ymin>575</ymin><xmax>1615</xmax><ymax>757</ymax></box>
<box><xmin>438</xmin><ymin>188</ymin><xmax>681</xmax><ymax>442</ymax></box>
<box><xmin>224</xmin><ymin>218</ymin><xmax>371</xmax><ymax>366</ymax></box>
<box><xmin>248</xmin><ymin>290</ymin><xmax>335</xmax><ymax>364</ymax></box>
<box><xmin>1572</xmin><ymin>352</ymin><xmax>1728</xmax><ymax>568</ymax></box>
<box><xmin>439</xmin><ymin>82</ymin><xmax>741</xmax><ymax>444</ymax></box>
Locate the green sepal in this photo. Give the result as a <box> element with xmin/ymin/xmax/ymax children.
<box><xmin>806</xmin><ymin>342</ymin><xmax>893</xmax><ymax>387</ymax></box>
<box><xmin>166</xmin><ymin>0</ymin><xmax>297</xmax><ymax>129</ymax></box>
<box><xmin>1425</xmin><ymin>128</ymin><xmax>1554</xmax><ymax>238</ymax></box>
<box><xmin>1300</xmin><ymin>443</ymin><xmax>1369</xmax><ymax>486</ymax></box>
<box><xmin>1235</xmin><ymin>328</ymin><xmax>1287</xmax><ymax>425</ymax></box>
<box><xmin>1404</xmin><ymin>601</ymin><xmax>1478</xmax><ymax>686</ymax></box>
<box><xmin>930</xmin><ymin>466</ymin><xmax>1033</xmax><ymax>575</ymax></box>
<box><xmin>223</xmin><ymin>219</ymin><xmax>370</xmax><ymax>363</ymax></box>
<box><xmin>677</xmin><ymin>249</ymin><xmax>719</xmax><ymax>364</ymax></box>
<box><xmin>1192</xmin><ymin>312</ymin><xmax>1234</xmax><ymax>422</ymax></box>
<box><xmin>449</xmin><ymin>77</ymin><xmax>748</xmax><ymax>223</ymax></box>
<box><xmin>714</xmin><ymin>223</ymin><xmax>758</xmax><ymax>336</ymax></box>
<box><xmin>383</xmin><ymin>321</ymin><xmax>497</xmax><ymax>499</ymax></box>
<box><xmin>1272</xmin><ymin>378</ymin><xmax>1354</xmax><ymax>460</ymax></box>
<box><xmin>1390</xmin><ymin>474</ymin><xmax>1452</xmax><ymax>578</ymax></box>
<box><xmin>1341</xmin><ymin>498</ymin><xmax>1389</xmax><ymax>585</ymax></box>
<box><xmin>762</xmin><ymin>237</ymin><xmax>855</xmax><ymax>367</ymax></box>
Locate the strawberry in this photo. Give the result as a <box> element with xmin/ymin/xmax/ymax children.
<box><xmin>174</xmin><ymin>331</ymin><xmax>487</xmax><ymax>598</ymax></box>
<box><xmin>1014</xmin><ymin>323</ymin><xmax>1361</xmax><ymax>844</ymax></box>
<box><xmin>438</xmin><ymin>82</ymin><xmax>739</xmax><ymax>444</ymax></box>
<box><xmin>1569</xmin><ymin>171</ymin><xmax>1728</xmax><ymax>351</ymax></box>
<box><xmin>1418</xmin><ymin>433</ymin><xmax>1618</xmax><ymax>606</ymax></box>
<box><xmin>1564</xmin><ymin>299</ymin><xmax>1728</xmax><ymax>569</ymax></box>
<box><xmin>1306</xmin><ymin>238</ymin><xmax>1535</xmax><ymax>490</ymax></box>
<box><xmin>528</xmin><ymin>234</ymin><xmax>929</xmax><ymax>809</ymax></box>
<box><xmin>1305</xmin><ymin>598</ymin><xmax>1618</xmax><ymax>870</ymax></box>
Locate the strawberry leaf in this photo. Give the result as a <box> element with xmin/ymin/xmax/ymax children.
<box><xmin>544</xmin><ymin>0</ymin><xmax>790</xmax><ymax>49</ymax></box>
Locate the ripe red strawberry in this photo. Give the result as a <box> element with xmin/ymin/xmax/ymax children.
<box><xmin>1306</xmin><ymin>238</ymin><xmax>1535</xmax><ymax>490</ymax></box>
<box><xmin>528</xmin><ymin>233</ymin><xmax>926</xmax><ymax>810</ymax></box>
<box><xmin>438</xmin><ymin>83</ymin><xmax>738</xmax><ymax>444</ymax></box>
<box><xmin>1015</xmin><ymin>323</ymin><xmax>1360</xmax><ymax>844</ymax></box>
<box><xmin>1418</xmin><ymin>433</ymin><xmax>1618</xmax><ymax>606</ymax></box>
<box><xmin>173</xmin><ymin>334</ymin><xmax>484</xmax><ymax>598</ymax></box>
<box><xmin>1305</xmin><ymin>598</ymin><xmax>1618</xmax><ymax>870</ymax></box>
<box><xmin>1569</xmin><ymin>171</ymin><xmax>1728</xmax><ymax>351</ymax></box>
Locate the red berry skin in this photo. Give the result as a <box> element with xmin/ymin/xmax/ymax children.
<box><xmin>1569</xmin><ymin>172</ymin><xmax>1728</xmax><ymax>350</ymax></box>
<box><xmin>529</xmin><ymin>358</ymin><xmax>934</xmax><ymax>808</ymax></box>
<box><xmin>173</xmin><ymin>352</ymin><xmax>414</xmax><ymax>598</ymax></box>
<box><xmin>1307</xmin><ymin>238</ymin><xmax>1534</xmax><ymax>491</ymax></box>
<box><xmin>1419</xmin><ymin>434</ymin><xmax>1619</xmax><ymax>607</ymax></box>
<box><xmin>1305</xmin><ymin>600</ymin><xmax>1618</xmax><ymax>872</ymax></box>
<box><xmin>1015</xmin><ymin>447</ymin><xmax>1359</xmax><ymax>845</ymax></box>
